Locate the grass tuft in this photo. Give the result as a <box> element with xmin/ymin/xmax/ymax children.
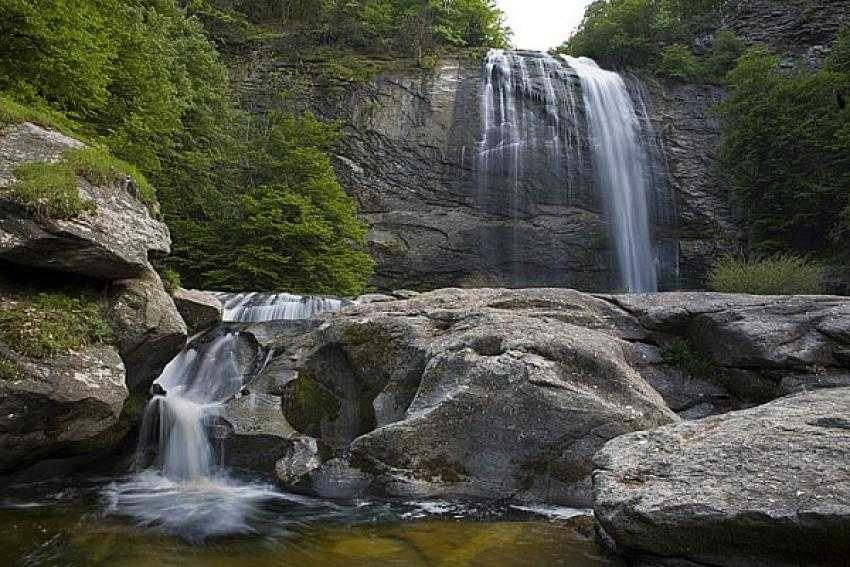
<box><xmin>65</xmin><ymin>147</ymin><xmax>157</xmax><ymax>210</ymax></box>
<box><xmin>0</xmin><ymin>94</ymin><xmax>81</xmax><ymax>135</ymax></box>
<box><xmin>6</xmin><ymin>161</ymin><xmax>95</xmax><ymax>219</ymax></box>
<box><xmin>0</xmin><ymin>291</ymin><xmax>114</xmax><ymax>359</ymax></box>
<box><xmin>708</xmin><ymin>254</ymin><xmax>825</xmax><ymax>295</ymax></box>
<box><xmin>661</xmin><ymin>340</ymin><xmax>715</xmax><ymax>378</ymax></box>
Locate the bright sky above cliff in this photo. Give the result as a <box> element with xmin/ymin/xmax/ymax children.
<box><xmin>496</xmin><ymin>0</ymin><xmax>593</xmax><ymax>51</ymax></box>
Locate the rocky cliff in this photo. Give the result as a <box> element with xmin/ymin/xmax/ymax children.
<box><xmin>0</xmin><ymin>122</ymin><xmax>187</xmax><ymax>474</ymax></box>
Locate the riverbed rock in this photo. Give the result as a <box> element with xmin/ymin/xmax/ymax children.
<box><xmin>593</xmin><ymin>387</ymin><xmax>850</xmax><ymax>566</ymax></box>
<box><xmin>107</xmin><ymin>271</ymin><xmax>187</xmax><ymax>392</ymax></box>
<box><xmin>0</xmin><ymin>343</ymin><xmax>127</xmax><ymax>472</ymax></box>
<box><xmin>281</xmin><ymin>288</ymin><xmax>677</xmax><ymax>505</ymax></box>
<box><xmin>172</xmin><ymin>288</ymin><xmax>222</xmax><ymax>334</ymax></box>
<box><xmin>0</xmin><ymin>122</ymin><xmax>170</xmax><ymax>280</ymax></box>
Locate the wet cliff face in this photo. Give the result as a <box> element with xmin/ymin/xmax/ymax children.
<box><xmin>324</xmin><ymin>56</ymin><xmax>713</xmax><ymax>292</ymax></box>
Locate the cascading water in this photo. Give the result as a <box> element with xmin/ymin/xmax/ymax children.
<box><xmin>475</xmin><ymin>49</ymin><xmax>668</xmax><ymax>291</ymax></box>
<box><xmin>216</xmin><ymin>292</ymin><xmax>350</xmax><ymax>323</ymax></box>
<box><xmin>105</xmin><ymin>293</ymin><xmax>346</xmax><ymax>540</ymax></box>
<box><xmin>563</xmin><ymin>56</ymin><xmax>658</xmax><ymax>292</ymax></box>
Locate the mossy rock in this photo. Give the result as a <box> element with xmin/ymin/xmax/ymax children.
<box><xmin>281</xmin><ymin>371</ymin><xmax>342</xmax><ymax>439</ymax></box>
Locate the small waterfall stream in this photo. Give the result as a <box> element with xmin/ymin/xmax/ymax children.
<box><xmin>105</xmin><ymin>293</ymin><xmax>346</xmax><ymax>540</ymax></box>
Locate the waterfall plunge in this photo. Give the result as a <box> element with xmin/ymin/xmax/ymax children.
<box><xmin>105</xmin><ymin>293</ymin><xmax>346</xmax><ymax>540</ymax></box>
<box><xmin>563</xmin><ymin>56</ymin><xmax>657</xmax><ymax>292</ymax></box>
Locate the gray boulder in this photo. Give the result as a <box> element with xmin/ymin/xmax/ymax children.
<box><xmin>282</xmin><ymin>288</ymin><xmax>676</xmax><ymax>505</ymax></box>
<box><xmin>0</xmin><ymin>122</ymin><xmax>170</xmax><ymax>279</ymax></box>
<box><xmin>593</xmin><ymin>387</ymin><xmax>850</xmax><ymax>567</ymax></box>
<box><xmin>0</xmin><ymin>343</ymin><xmax>127</xmax><ymax>472</ymax></box>
<box><xmin>107</xmin><ymin>271</ymin><xmax>187</xmax><ymax>392</ymax></box>
<box><xmin>172</xmin><ymin>288</ymin><xmax>222</xmax><ymax>334</ymax></box>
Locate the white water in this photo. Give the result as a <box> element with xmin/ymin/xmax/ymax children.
<box><xmin>216</xmin><ymin>292</ymin><xmax>348</xmax><ymax>323</ymax></box>
<box><xmin>106</xmin><ymin>294</ymin><xmax>348</xmax><ymax>540</ymax></box>
<box><xmin>563</xmin><ymin>56</ymin><xmax>658</xmax><ymax>292</ymax></box>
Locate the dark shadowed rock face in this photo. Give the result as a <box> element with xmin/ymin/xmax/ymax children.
<box><xmin>0</xmin><ymin>344</ymin><xmax>127</xmax><ymax>472</ymax></box>
<box><xmin>726</xmin><ymin>0</ymin><xmax>850</xmax><ymax>65</ymax></box>
<box><xmin>0</xmin><ymin>123</ymin><xmax>170</xmax><ymax>280</ymax></box>
<box><xmin>172</xmin><ymin>288</ymin><xmax>222</xmax><ymax>334</ymax></box>
<box><xmin>324</xmin><ymin>57</ymin><xmax>684</xmax><ymax>292</ymax></box>
<box><xmin>593</xmin><ymin>387</ymin><xmax>850</xmax><ymax>567</ymax></box>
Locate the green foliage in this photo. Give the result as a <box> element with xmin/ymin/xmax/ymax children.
<box><xmin>204</xmin><ymin>0</ymin><xmax>509</xmax><ymax>61</ymax></box>
<box><xmin>0</xmin><ymin>0</ymin><xmax>375</xmax><ymax>296</ymax></box>
<box><xmin>826</xmin><ymin>25</ymin><xmax>850</xmax><ymax>73</ymax></box>
<box><xmin>160</xmin><ymin>268</ymin><xmax>182</xmax><ymax>294</ymax></box>
<box><xmin>708</xmin><ymin>254</ymin><xmax>825</xmax><ymax>295</ymax></box>
<box><xmin>0</xmin><ymin>290</ymin><xmax>114</xmax><ymax>359</ymax></box>
<box><xmin>169</xmin><ymin>112</ymin><xmax>374</xmax><ymax>295</ymax></box>
<box><xmin>6</xmin><ymin>161</ymin><xmax>94</xmax><ymax>219</ymax></box>
<box><xmin>557</xmin><ymin>0</ymin><xmax>739</xmax><ymax>82</ymax></box>
<box><xmin>0</xmin><ymin>354</ymin><xmax>20</xmax><ymax>380</ymax></box>
<box><xmin>662</xmin><ymin>340</ymin><xmax>714</xmax><ymax>378</ymax></box>
<box><xmin>657</xmin><ymin>44</ymin><xmax>702</xmax><ymax>81</ymax></box>
<box><xmin>719</xmin><ymin>46</ymin><xmax>850</xmax><ymax>253</ymax></box>
<box><xmin>703</xmin><ymin>29</ymin><xmax>746</xmax><ymax>80</ymax></box>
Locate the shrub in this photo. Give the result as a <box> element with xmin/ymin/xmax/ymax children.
<box><xmin>6</xmin><ymin>161</ymin><xmax>94</xmax><ymax>219</ymax></box>
<box><xmin>160</xmin><ymin>267</ymin><xmax>182</xmax><ymax>294</ymax></box>
<box><xmin>0</xmin><ymin>291</ymin><xmax>114</xmax><ymax>358</ymax></box>
<box><xmin>662</xmin><ymin>340</ymin><xmax>714</xmax><ymax>378</ymax></box>
<box><xmin>657</xmin><ymin>44</ymin><xmax>703</xmax><ymax>81</ymax></box>
<box><xmin>708</xmin><ymin>254</ymin><xmax>825</xmax><ymax>295</ymax></box>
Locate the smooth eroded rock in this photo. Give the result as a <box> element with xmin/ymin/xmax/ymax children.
<box><xmin>593</xmin><ymin>387</ymin><xmax>850</xmax><ymax>567</ymax></box>
<box><xmin>282</xmin><ymin>288</ymin><xmax>676</xmax><ymax>505</ymax></box>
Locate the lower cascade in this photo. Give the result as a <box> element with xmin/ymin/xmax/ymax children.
<box><xmin>104</xmin><ymin>293</ymin><xmax>346</xmax><ymax>540</ymax></box>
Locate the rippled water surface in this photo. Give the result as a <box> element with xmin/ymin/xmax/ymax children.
<box><xmin>0</xmin><ymin>478</ymin><xmax>618</xmax><ymax>566</ymax></box>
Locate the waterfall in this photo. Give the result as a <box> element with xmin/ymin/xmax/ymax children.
<box><xmin>475</xmin><ymin>50</ymin><xmax>582</xmax><ymax>286</ymax></box>
<box><xmin>475</xmin><ymin>50</ymin><xmax>667</xmax><ymax>291</ymax></box>
<box><xmin>563</xmin><ymin>56</ymin><xmax>658</xmax><ymax>292</ymax></box>
<box><xmin>105</xmin><ymin>293</ymin><xmax>348</xmax><ymax>540</ymax></box>
<box><xmin>216</xmin><ymin>292</ymin><xmax>349</xmax><ymax>323</ymax></box>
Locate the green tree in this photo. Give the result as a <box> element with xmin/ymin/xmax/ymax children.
<box><xmin>719</xmin><ymin>47</ymin><xmax>850</xmax><ymax>254</ymax></box>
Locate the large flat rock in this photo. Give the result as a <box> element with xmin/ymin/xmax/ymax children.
<box><xmin>593</xmin><ymin>387</ymin><xmax>850</xmax><ymax>566</ymax></box>
<box><xmin>280</xmin><ymin>288</ymin><xmax>677</xmax><ymax>505</ymax></box>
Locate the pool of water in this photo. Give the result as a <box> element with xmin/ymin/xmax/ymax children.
<box><xmin>0</xmin><ymin>477</ymin><xmax>619</xmax><ymax>566</ymax></box>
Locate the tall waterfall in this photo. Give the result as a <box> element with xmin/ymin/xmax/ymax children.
<box><xmin>105</xmin><ymin>293</ymin><xmax>346</xmax><ymax>540</ymax></box>
<box><xmin>475</xmin><ymin>50</ymin><xmax>667</xmax><ymax>292</ymax></box>
<box><xmin>563</xmin><ymin>56</ymin><xmax>658</xmax><ymax>292</ymax></box>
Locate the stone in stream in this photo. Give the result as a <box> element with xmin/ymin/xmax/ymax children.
<box><xmin>592</xmin><ymin>387</ymin><xmax>850</xmax><ymax>567</ymax></box>
<box><xmin>172</xmin><ymin>288</ymin><xmax>223</xmax><ymax>334</ymax></box>
<box><xmin>0</xmin><ymin>123</ymin><xmax>170</xmax><ymax>280</ymax></box>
